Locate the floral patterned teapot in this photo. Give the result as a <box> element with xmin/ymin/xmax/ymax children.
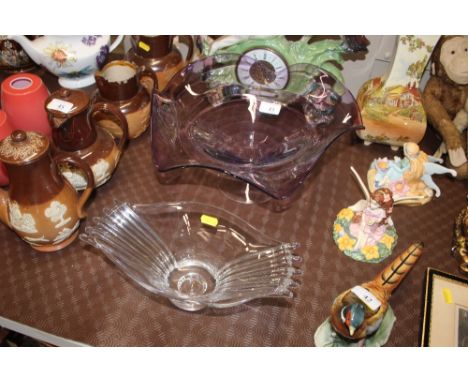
<box><xmin>0</xmin><ymin>130</ymin><xmax>95</xmax><ymax>252</ymax></box>
<box><xmin>7</xmin><ymin>35</ymin><xmax>123</xmax><ymax>89</ymax></box>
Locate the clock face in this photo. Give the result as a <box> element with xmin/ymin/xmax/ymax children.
<box><xmin>236</xmin><ymin>48</ymin><xmax>289</xmax><ymax>89</ymax></box>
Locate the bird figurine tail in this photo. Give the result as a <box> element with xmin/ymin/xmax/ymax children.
<box><xmin>373</xmin><ymin>241</ymin><xmax>424</xmax><ymax>295</ymax></box>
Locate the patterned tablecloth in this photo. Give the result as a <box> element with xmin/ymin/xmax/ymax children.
<box><xmin>0</xmin><ymin>68</ymin><xmax>466</xmax><ymax>346</ymax></box>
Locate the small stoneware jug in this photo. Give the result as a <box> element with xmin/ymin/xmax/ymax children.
<box><xmin>45</xmin><ymin>89</ymin><xmax>129</xmax><ymax>190</ymax></box>
<box><xmin>0</xmin><ymin>130</ymin><xmax>95</xmax><ymax>252</ymax></box>
<box><xmin>126</xmin><ymin>35</ymin><xmax>194</xmax><ymax>91</ymax></box>
<box><xmin>93</xmin><ymin>60</ymin><xmax>157</xmax><ymax>139</ymax></box>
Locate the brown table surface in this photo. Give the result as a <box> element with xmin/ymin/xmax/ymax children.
<box><xmin>0</xmin><ymin>66</ymin><xmax>467</xmax><ymax>347</ymax></box>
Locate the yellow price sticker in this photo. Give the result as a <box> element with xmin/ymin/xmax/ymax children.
<box><xmin>442</xmin><ymin>288</ymin><xmax>453</xmax><ymax>304</ymax></box>
<box><xmin>138</xmin><ymin>41</ymin><xmax>150</xmax><ymax>52</ymax></box>
<box><xmin>201</xmin><ymin>214</ymin><xmax>218</xmax><ymax>228</ymax></box>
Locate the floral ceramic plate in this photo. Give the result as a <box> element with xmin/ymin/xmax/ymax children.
<box><xmin>333</xmin><ymin>207</ymin><xmax>397</xmax><ymax>263</ymax></box>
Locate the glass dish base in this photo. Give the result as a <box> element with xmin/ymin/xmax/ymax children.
<box><xmin>216</xmin><ymin>174</ymin><xmax>270</xmax><ymax>205</ymax></box>
<box><xmin>168</xmin><ymin>259</ymin><xmax>216</xmax><ymax>312</ymax></box>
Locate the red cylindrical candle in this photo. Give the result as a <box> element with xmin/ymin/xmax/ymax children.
<box><xmin>1</xmin><ymin>73</ymin><xmax>51</xmax><ymax>138</ymax></box>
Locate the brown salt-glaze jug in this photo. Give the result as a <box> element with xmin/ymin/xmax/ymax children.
<box><xmin>45</xmin><ymin>88</ymin><xmax>129</xmax><ymax>191</ymax></box>
<box><xmin>126</xmin><ymin>35</ymin><xmax>194</xmax><ymax>91</ymax></box>
<box><xmin>93</xmin><ymin>60</ymin><xmax>157</xmax><ymax>139</ymax></box>
<box><xmin>0</xmin><ymin>130</ymin><xmax>95</xmax><ymax>252</ymax></box>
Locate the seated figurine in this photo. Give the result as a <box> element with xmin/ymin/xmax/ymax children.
<box><xmin>368</xmin><ymin>142</ymin><xmax>457</xmax><ymax>206</ymax></box>
<box><xmin>334</xmin><ymin>187</ymin><xmax>397</xmax><ymax>263</ymax></box>
<box><xmin>349</xmin><ymin>188</ymin><xmax>394</xmax><ymax>251</ymax></box>
<box><xmin>333</xmin><ymin>168</ymin><xmax>398</xmax><ymax>263</ymax></box>
<box><xmin>334</xmin><ymin>167</ymin><xmax>425</xmax><ymax>263</ymax></box>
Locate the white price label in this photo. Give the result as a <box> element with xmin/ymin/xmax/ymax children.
<box><xmin>47</xmin><ymin>98</ymin><xmax>75</xmax><ymax>114</ymax></box>
<box><xmin>259</xmin><ymin>101</ymin><xmax>281</xmax><ymax>115</ymax></box>
<box><xmin>351</xmin><ymin>286</ymin><xmax>381</xmax><ymax>312</ymax></box>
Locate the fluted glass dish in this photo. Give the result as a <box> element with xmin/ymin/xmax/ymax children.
<box><xmin>80</xmin><ymin>201</ymin><xmax>302</xmax><ymax>311</ymax></box>
<box><xmin>151</xmin><ymin>54</ymin><xmax>363</xmax><ymax>199</ymax></box>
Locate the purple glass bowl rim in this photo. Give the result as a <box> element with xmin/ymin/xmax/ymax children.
<box><xmin>150</xmin><ymin>57</ymin><xmax>364</xmax><ymax>199</ymax></box>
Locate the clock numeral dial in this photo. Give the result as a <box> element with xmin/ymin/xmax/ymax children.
<box><xmin>236</xmin><ymin>48</ymin><xmax>289</xmax><ymax>90</ymax></box>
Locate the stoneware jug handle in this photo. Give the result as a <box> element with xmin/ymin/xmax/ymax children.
<box><xmin>90</xmin><ymin>102</ymin><xmax>129</xmax><ymax>154</ymax></box>
<box><xmin>53</xmin><ymin>153</ymin><xmax>95</xmax><ymax>219</ymax></box>
<box><xmin>177</xmin><ymin>35</ymin><xmax>195</xmax><ymax>62</ymax></box>
<box><xmin>139</xmin><ymin>69</ymin><xmax>158</xmax><ymax>95</ymax></box>
<box><xmin>109</xmin><ymin>35</ymin><xmax>124</xmax><ymax>53</ymax></box>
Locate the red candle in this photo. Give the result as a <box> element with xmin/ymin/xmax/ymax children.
<box><xmin>1</xmin><ymin>73</ymin><xmax>51</xmax><ymax>138</ymax></box>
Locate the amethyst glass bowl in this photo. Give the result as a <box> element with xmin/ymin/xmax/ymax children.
<box><xmin>151</xmin><ymin>54</ymin><xmax>363</xmax><ymax>199</ymax></box>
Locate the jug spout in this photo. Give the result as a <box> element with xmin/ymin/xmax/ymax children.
<box><xmin>6</xmin><ymin>35</ymin><xmax>42</xmax><ymax>66</ymax></box>
<box><xmin>0</xmin><ymin>188</ymin><xmax>10</xmax><ymax>228</ymax></box>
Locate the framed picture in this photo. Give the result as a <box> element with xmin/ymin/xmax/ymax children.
<box><xmin>421</xmin><ymin>268</ymin><xmax>468</xmax><ymax>346</ymax></box>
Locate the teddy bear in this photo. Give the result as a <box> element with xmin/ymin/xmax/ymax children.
<box><xmin>422</xmin><ymin>35</ymin><xmax>468</xmax><ymax>179</ymax></box>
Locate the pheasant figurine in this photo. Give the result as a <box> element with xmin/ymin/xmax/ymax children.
<box><xmin>330</xmin><ymin>242</ymin><xmax>424</xmax><ymax>342</ymax></box>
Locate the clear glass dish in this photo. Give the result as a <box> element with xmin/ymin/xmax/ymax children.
<box><xmin>80</xmin><ymin>201</ymin><xmax>302</xmax><ymax>311</ymax></box>
<box><xmin>151</xmin><ymin>54</ymin><xmax>363</xmax><ymax>199</ymax></box>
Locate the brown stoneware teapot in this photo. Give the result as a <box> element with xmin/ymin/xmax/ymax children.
<box><xmin>45</xmin><ymin>88</ymin><xmax>129</xmax><ymax>191</ymax></box>
<box><xmin>126</xmin><ymin>35</ymin><xmax>194</xmax><ymax>91</ymax></box>
<box><xmin>0</xmin><ymin>130</ymin><xmax>95</xmax><ymax>252</ymax></box>
<box><xmin>92</xmin><ymin>60</ymin><xmax>157</xmax><ymax>139</ymax></box>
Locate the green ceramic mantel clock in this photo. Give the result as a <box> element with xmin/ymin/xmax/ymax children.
<box><xmin>199</xmin><ymin>35</ymin><xmax>369</xmax><ymax>90</ymax></box>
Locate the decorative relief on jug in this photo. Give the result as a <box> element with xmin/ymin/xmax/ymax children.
<box><xmin>24</xmin><ymin>235</ymin><xmax>48</xmax><ymax>244</ymax></box>
<box><xmin>92</xmin><ymin>159</ymin><xmax>111</xmax><ymax>184</ymax></box>
<box><xmin>60</xmin><ymin>157</ymin><xmax>111</xmax><ymax>190</ymax></box>
<box><xmin>44</xmin><ymin>200</ymin><xmax>71</xmax><ymax>229</ymax></box>
<box><xmin>60</xmin><ymin>166</ymin><xmax>88</xmax><ymax>190</ymax></box>
<box><xmin>8</xmin><ymin>201</ymin><xmax>38</xmax><ymax>234</ymax></box>
<box><xmin>53</xmin><ymin>221</ymin><xmax>79</xmax><ymax>245</ymax></box>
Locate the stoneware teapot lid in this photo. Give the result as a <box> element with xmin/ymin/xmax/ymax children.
<box><xmin>0</xmin><ymin>130</ymin><xmax>49</xmax><ymax>164</ymax></box>
<box><xmin>45</xmin><ymin>88</ymin><xmax>90</xmax><ymax>118</ymax></box>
